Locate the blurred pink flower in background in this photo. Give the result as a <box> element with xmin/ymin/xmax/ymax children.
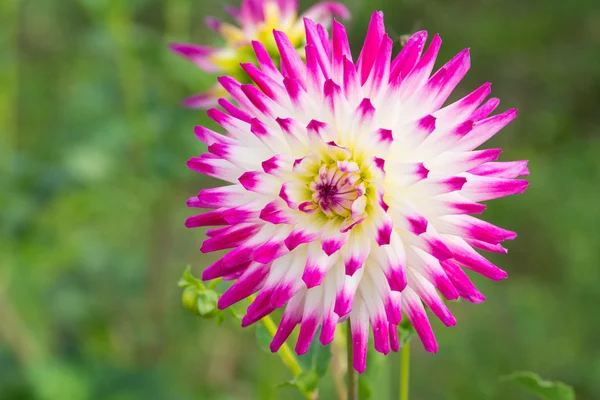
<box><xmin>170</xmin><ymin>0</ymin><xmax>349</xmax><ymax>108</ymax></box>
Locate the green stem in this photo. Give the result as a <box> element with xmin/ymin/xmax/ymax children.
<box><xmin>400</xmin><ymin>341</ymin><xmax>410</xmax><ymax>400</ymax></box>
<box><xmin>207</xmin><ymin>278</ymin><xmax>221</xmax><ymax>290</ymax></box>
<box><xmin>260</xmin><ymin>314</ymin><xmax>302</xmax><ymax>377</ymax></box>
<box><xmin>165</xmin><ymin>0</ymin><xmax>191</xmax><ymax>41</ymax></box>
<box><xmin>346</xmin><ymin>320</ymin><xmax>358</xmax><ymax>400</ymax></box>
<box><xmin>0</xmin><ymin>0</ymin><xmax>19</xmax><ymax>175</ymax></box>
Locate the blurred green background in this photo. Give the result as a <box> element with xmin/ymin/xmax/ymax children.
<box><xmin>2</xmin><ymin>0</ymin><xmax>600</xmax><ymax>398</ymax></box>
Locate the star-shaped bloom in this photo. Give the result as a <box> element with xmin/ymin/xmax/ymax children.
<box><xmin>170</xmin><ymin>0</ymin><xmax>349</xmax><ymax>108</ymax></box>
<box><xmin>186</xmin><ymin>11</ymin><xmax>529</xmax><ymax>372</ymax></box>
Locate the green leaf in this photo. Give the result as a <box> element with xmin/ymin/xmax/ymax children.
<box><xmin>255</xmin><ymin>324</ymin><xmax>273</xmax><ymax>353</ymax></box>
<box><xmin>278</xmin><ymin>371</ymin><xmax>318</xmax><ymax>395</ymax></box>
<box><xmin>358</xmin><ymin>374</ymin><xmax>373</xmax><ymax>400</ymax></box>
<box><xmin>296</xmin><ymin>329</ymin><xmax>333</xmax><ymax>378</ymax></box>
<box><xmin>196</xmin><ymin>290</ymin><xmax>219</xmax><ymax>318</ymax></box>
<box><xmin>501</xmin><ymin>371</ymin><xmax>575</xmax><ymax>400</ymax></box>
<box><xmin>313</xmin><ymin>343</ymin><xmax>333</xmax><ymax>378</ymax></box>
<box><xmin>398</xmin><ymin>320</ymin><xmax>415</xmax><ymax>347</ymax></box>
<box><xmin>178</xmin><ymin>265</ymin><xmax>203</xmax><ymax>289</ymax></box>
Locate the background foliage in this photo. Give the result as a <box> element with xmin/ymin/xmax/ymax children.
<box><xmin>2</xmin><ymin>0</ymin><xmax>600</xmax><ymax>398</ymax></box>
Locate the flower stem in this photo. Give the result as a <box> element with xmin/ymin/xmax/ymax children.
<box><xmin>346</xmin><ymin>319</ymin><xmax>358</xmax><ymax>400</ymax></box>
<box><xmin>260</xmin><ymin>314</ymin><xmax>302</xmax><ymax>377</ymax></box>
<box><xmin>400</xmin><ymin>342</ymin><xmax>410</xmax><ymax>400</ymax></box>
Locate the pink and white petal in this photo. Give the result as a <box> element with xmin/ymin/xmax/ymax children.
<box><xmin>386</xmin><ymin>162</ymin><xmax>429</xmax><ymax>188</ymax></box>
<box><xmin>428</xmin><ymin>49</ymin><xmax>471</xmax><ymax>111</ymax></box>
<box><xmin>440</xmin><ymin>260</ymin><xmax>486</xmax><ymax>303</ymax></box>
<box><xmin>190</xmin><ymin>185</ymin><xmax>259</xmax><ymax>209</ymax></box>
<box><xmin>358</xmin><ymin>279</ymin><xmax>390</xmax><ymax>354</ymax></box>
<box><xmin>251</xmin><ymin>40</ymin><xmax>283</xmax><ymax>82</ymax></box>
<box><xmin>207</xmin><ymin>108</ymin><xmax>264</xmax><ymax>149</ymax></box>
<box><xmin>321</xmin><ymin>219</ymin><xmax>350</xmax><ymax>256</ymax></box>
<box><xmin>387</xmin><ymin>197</ymin><xmax>429</xmax><ymax>235</ymax></box>
<box><xmin>402</xmin><ymin>288</ymin><xmax>438</xmax><ymax>352</ymax></box>
<box><xmin>259</xmin><ymin>199</ymin><xmax>295</xmax><ymax>224</ymax></box>
<box><xmin>218</xmin><ymin>76</ymin><xmax>265</xmax><ymax>117</ymax></box>
<box><xmin>218</xmin><ymin>262</ymin><xmax>270</xmax><ymax>309</ymax></box>
<box><xmin>299</xmin><ymin>2</ymin><xmax>350</xmax><ymax>26</ymax></box>
<box><xmin>365</xmin><ymin>264</ymin><xmax>402</xmax><ymax>324</ymax></box>
<box><xmin>468</xmin><ymin>160</ymin><xmax>530</xmax><ymax>179</ymax></box>
<box><xmin>284</xmin><ymin>226</ymin><xmax>320</xmax><ymax>251</ymax></box>
<box><xmin>253</xmin><ymin>227</ymin><xmax>292</xmax><ymax>264</ymax></box>
<box><xmin>222</xmin><ymin>200</ymin><xmax>265</xmax><ymax>224</ymax></box>
<box><xmin>454</xmin><ymin>108</ymin><xmax>518</xmax><ymax>151</ymax></box>
<box><xmin>209</xmin><ymin>141</ymin><xmax>271</xmax><ymax>170</ymax></box>
<box><xmin>274</xmin><ymin>30</ymin><xmax>307</xmax><ymax>88</ymax></box>
<box><xmin>389</xmin><ymin>115</ymin><xmax>436</xmax><ymax>157</ymax></box>
<box><xmin>305</xmin><ymin>44</ymin><xmax>327</xmax><ymax>98</ymax></box>
<box><xmin>371</xmin><ymin>230</ymin><xmax>407</xmax><ymax>292</ymax></box>
<box><xmin>182</xmin><ymin>91</ymin><xmax>221</xmax><ymax>109</ymax></box>
<box><xmin>364</xmin><ymin>34</ymin><xmax>393</xmax><ymax>99</ymax></box>
<box><xmin>332</xmin><ymin>21</ymin><xmax>353</xmax><ymax>83</ymax></box>
<box><xmin>469</xmin><ymin>97</ymin><xmax>500</xmax><ymax>122</ymax></box>
<box><xmin>406</xmin><ymin>247</ymin><xmax>459</xmax><ymax>300</ymax></box>
<box><xmin>194</xmin><ymin>125</ymin><xmax>237</xmax><ymax>147</ymax></box>
<box><xmin>201</xmin><ymin>223</ymin><xmax>262</xmax><ymax>253</ymax></box>
<box><xmin>296</xmin><ymin>286</ymin><xmax>324</xmax><ymax>354</ymax></box>
<box><xmin>333</xmin><ymin>264</ymin><xmax>364</xmax><ymax>317</ymax></box>
<box><xmin>398</xmin><ymin>34</ymin><xmax>442</xmax><ymax>100</ymax></box>
<box><xmin>410</xmin><ymin>176</ymin><xmax>467</xmax><ymax>198</ymax></box>
<box><xmin>304</xmin><ymin>19</ymin><xmax>331</xmax><ymax>79</ymax></box>
<box><xmin>390</xmin><ymin>31</ymin><xmax>428</xmax><ymax>85</ymax></box>
<box><xmin>185</xmin><ymin>208</ymin><xmax>228</xmax><ymax>228</ymax></box>
<box><xmin>357</xmin><ymin>11</ymin><xmax>386</xmax><ymax>85</ymax></box>
<box><xmin>442</xmin><ymin>235</ymin><xmax>508</xmax><ymax>280</ymax></box>
<box><xmin>218</xmin><ymin>98</ymin><xmax>252</xmax><ymax>123</ymax></box>
<box><xmin>187</xmin><ymin>154</ymin><xmax>243</xmax><ymax>183</ymax></box>
<box><xmin>419</xmin><ymin>192</ymin><xmax>487</xmax><ymax>216</ymax></box>
<box><xmin>435</xmin><ymin>83</ymin><xmax>492</xmax><ymax>124</ymax></box>
<box><xmin>341</xmin><ymin>229</ymin><xmax>371</xmax><ymax>276</ymax></box>
<box><xmin>271</xmin><ymin>292</ymin><xmax>304</xmax><ymax>351</ymax></box>
<box><xmin>280</xmin><ymin>181</ymin><xmax>311</xmax><ymax>209</ymax></box>
<box><xmin>426</xmin><ymin>147</ymin><xmax>501</xmax><ymax>175</ymax></box>
<box><xmin>349</xmin><ymin>299</ymin><xmax>370</xmax><ymax>373</ymax></box>
<box><xmin>465</xmin><ymin>238</ymin><xmax>508</xmax><ymax>254</ymax></box>
<box><xmin>435</xmin><ymin>215</ymin><xmax>517</xmax><ymax>245</ymax></box>
<box><xmin>169</xmin><ymin>43</ymin><xmax>220</xmax><ymax>72</ymax></box>
<box><xmin>270</xmin><ymin>251</ymin><xmax>307</xmax><ymax>308</ymax></box>
<box><xmin>320</xmin><ymin>275</ymin><xmax>340</xmax><ymax>344</ymax></box>
<box><xmin>460</xmin><ymin>175</ymin><xmax>529</xmax><ymax>202</ymax></box>
<box><xmin>407</xmin><ymin>269</ymin><xmax>456</xmax><ymax>327</ymax></box>
<box><xmin>238</xmin><ymin>170</ymin><xmax>282</xmax><ymax>195</ymax></box>
<box><xmin>303</xmin><ymin>242</ymin><xmax>338</xmax><ymax>288</ymax></box>
<box><xmin>240</xmin><ymin>62</ymin><xmax>288</xmax><ymax>104</ymax></box>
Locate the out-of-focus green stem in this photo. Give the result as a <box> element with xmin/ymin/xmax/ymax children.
<box><xmin>260</xmin><ymin>314</ymin><xmax>302</xmax><ymax>377</ymax></box>
<box><xmin>165</xmin><ymin>0</ymin><xmax>191</xmax><ymax>41</ymax></box>
<box><xmin>400</xmin><ymin>342</ymin><xmax>410</xmax><ymax>400</ymax></box>
<box><xmin>346</xmin><ymin>320</ymin><xmax>358</xmax><ymax>400</ymax></box>
<box><xmin>0</xmin><ymin>0</ymin><xmax>19</xmax><ymax>174</ymax></box>
<box><xmin>104</xmin><ymin>0</ymin><xmax>151</xmax><ymax>165</ymax></box>
<box><xmin>207</xmin><ymin>278</ymin><xmax>221</xmax><ymax>290</ymax></box>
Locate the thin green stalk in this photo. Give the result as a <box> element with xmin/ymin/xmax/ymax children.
<box><xmin>346</xmin><ymin>320</ymin><xmax>358</xmax><ymax>400</ymax></box>
<box><xmin>0</xmin><ymin>0</ymin><xmax>19</xmax><ymax>175</ymax></box>
<box><xmin>400</xmin><ymin>342</ymin><xmax>410</xmax><ymax>400</ymax></box>
<box><xmin>104</xmin><ymin>0</ymin><xmax>152</xmax><ymax>166</ymax></box>
<box><xmin>260</xmin><ymin>314</ymin><xmax>302</xmax><ymax>377</ymax></box>
<box><xmin>165</xmin><ymin>0</ymin><xmax>191</xmax><ymax>41</ymax></box>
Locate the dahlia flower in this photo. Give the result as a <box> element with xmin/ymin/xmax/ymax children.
<box><xmin>170</xmin><ymin>0</ymin><xmax>349</xmax><ymax>108</ymax></box>
<box><xmin>186</xmin><ymin>11</ymin><xmax>528</xmax><ymax>372</ymax></box>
